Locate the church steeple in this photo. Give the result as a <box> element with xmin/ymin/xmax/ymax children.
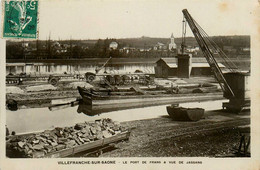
<box><xmin>170</xmin><ymin>33</ymin><xmax>175</xmax><ymax>44</ymax></box>
<box><xmin>169</xmin><ymin>33</ymin><xmax>177</xmax><ymax>50</ymax></box>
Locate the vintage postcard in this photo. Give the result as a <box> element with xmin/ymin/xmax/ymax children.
<box><xmin>0</xmin><ymin>0</ymin><xmax>259</xmax><ymax>169</ymax></box>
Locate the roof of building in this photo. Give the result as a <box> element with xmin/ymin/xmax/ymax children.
<box><xmin>156</xmin><ymin>42</ymin><xmax>165</xmax><ymax>46</ymax></box>
<box><xmin>191</xmin><ymin>58</ymin><xmax>207</xmax><ymax>63</ymax></box>
<box><xmin>167</xmin><ymin>63</ymin><xmax>178</xmax><ymax>68</ymax></box>
<box><xmin>6</xmin><ymin>63</ymin><xmax>26</xmax><ymax>66</ymax></box>
<box><xmin>192</xmin><ymin>63</ymin><xmax>225</xmax><ymax>68</ymax></box>
<box><xmin>156</xmin><ymin>57</ymin><xmax>225</xmax><ymax>68</ymax></box>
<box><xmin>158</xmin><ymin>58</ymin><xmax>176</xmax><ymax>64</ymax></box>
<box><xmin>110</xmin><ymin>41</ymin><xmax>118</xmax><ymax>45</ymax></box>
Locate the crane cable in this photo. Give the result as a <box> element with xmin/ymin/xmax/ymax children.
<box><xmin>193</xmin><ymin>19</ymin><xmax>238</xmax><ymax>72</ymax></box>
<box><xmin>191</xmin><ymin>18</ymin><xmax>239</xmax><ymax>72</ymax></box>
<box><xmin>181</xmin><ymin>15</ymin><xmax>187</xmax><ymax>54</ymax></box>
<box><xmin>193</xmin><ymin>20</ymin><xmax>238</xmax><ymax>72</ymax></box>
<box><xmin>183</xmin><ymin>14</ymin><xmax>240</xmax><ymax>73</ymax></box>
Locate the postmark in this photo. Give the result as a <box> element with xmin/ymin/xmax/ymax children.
<box><xmin>2</xmin><ymin>0</ymin><xmax>38</xmax><ymax>39</ymax></box>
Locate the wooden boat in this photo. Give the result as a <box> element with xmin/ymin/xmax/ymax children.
<box><xmin>166</xmin><ymin>105</ymin><xmax>205</xmax><ymax>121</ymax></box>
<box><xmin>77</xmin><ymin>86</ymin><xmax>111</xmax><ymax>104</ymax></box>
<box><xmin>77</xmin><ymin>86</ymin><xmax>154</xmax><ymax>104</ymax></box>
<box><xmin>78</xmin><ymin>86</ymin><xmax>224</xmax><ymax>108</ymax></box>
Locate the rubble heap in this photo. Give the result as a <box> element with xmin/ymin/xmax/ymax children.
<box><xmin>6</xmin><ymin>118</ymin><xmax>127</xmax><ymax>158</ymax></box>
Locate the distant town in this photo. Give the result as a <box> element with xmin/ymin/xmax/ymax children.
<box><xmin>6</xmin><ymin>35</ymin><xmax>250</xmax><ymax>60</ymax></box>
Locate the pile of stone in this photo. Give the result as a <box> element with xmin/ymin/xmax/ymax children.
<box><xmin>6</xmin><ymin>118</ymin><xmax>127</xmax><ymax>158</ymax></box>
<box><xmin>25</xmin><ymin>84</ymin><xmax>57</xmax><ymax>92</ymax></box>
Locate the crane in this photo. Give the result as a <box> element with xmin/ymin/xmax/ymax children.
<box><xmin>181</xmin><ymin>9</ymin><xmax>250</xmax><ymax>112</ymax></box>
<box><xmin>95</xmin><ymin>57</ymin><xmax>112</xmax><ymax>74</ymax></box>
<box><xmin>85</xmin><ymin>57</ymin><xmax>112</xmax><ymax>83</ymax></box>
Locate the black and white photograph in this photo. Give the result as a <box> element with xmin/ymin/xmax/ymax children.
<box><xmin>1</xmin><ymin>0</ymin><xmax>260</xmax><ymax>169</ymax></box>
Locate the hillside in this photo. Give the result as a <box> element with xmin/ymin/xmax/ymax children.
<box><xmin>6</xmin><ymin>35</ymin><xmax>250</xmax><ymax>60</ymax></box>
<box><xmin>7</xmin><ymin>35</ymin><xmax>250</xmax><ymax>48</ymax></box>
<box><xmin>115</xmin><ymin>35</ymin><xmax>250</xmax><ymax>48</ymax></box>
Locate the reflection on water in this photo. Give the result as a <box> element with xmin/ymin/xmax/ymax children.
<box><xmin>6</xmin><ymin>100</ymin><xmax>226</xmax><ymax>134</ymax></box>
<box><xmin>6</xmin><ymin>63</ymin><xmax>155</xmax><ymax>75</ymax></box>
<box><xmin>77</xmin><ymin>103</ymin><xmax>101</xmax><ymax>116</ymax></box>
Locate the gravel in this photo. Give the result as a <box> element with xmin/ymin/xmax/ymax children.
<box><xmin>66</xmin><ymin>82</ymin><xmax>93</xmax><ymax>89</ymax></box>
<box><xmin>26</xmin><ymin>85</ymin><xmax>57</xmax><ymax>92</ymax></box>
<box><xmin>100</xmin><ymin>116</ymin><xmax>249</xmax><ymax>157</ymax></box>
<box><xmin>6</xmin><ymin>86</ymin><xmax>24</xmax><ymax>94</ymax></box>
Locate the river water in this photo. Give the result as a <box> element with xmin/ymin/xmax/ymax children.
<box><xmin>6</xmin><ymin>99</ymin><xmax>227</xmax><ymax>134</ymax></box>
<box><xmin>6</xmin><ymin>63</ymin><xmax>155</xmax><ymax>75</ymax></box>
<box><xmin>6</xmin><ymin>57</ymin><xmax>250</xmax><ymax>76</ymax></box>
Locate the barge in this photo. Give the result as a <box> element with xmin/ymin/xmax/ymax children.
<box><xmin>77</xmin><ymin>86</ymin><xmax>224</xmax><ymax>107</ymax></box>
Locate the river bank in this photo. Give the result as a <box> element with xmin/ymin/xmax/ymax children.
<box><xmin>99</xmin><ymin>109</ymin><xmax>250</xmax><ymax>157</ymax></box>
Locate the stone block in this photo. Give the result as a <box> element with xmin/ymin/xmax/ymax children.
<box><xmin>32</xmin><ymin>151</ymin><xmax>45</xmax><ymax>158</ymax></box>
<box><xmin>103</xmin><ymin>130</ymin><xmax>112</xmax><ymax>138</ymax></box>
<box><xmin>55</xmin><ymin>144</ymin><xmax>66</xmax><ymax>151</ymax></box>
<box><xmin>32</xmin><ymin>143</ymin><xmax>44</xmax><ymax>150</ymax></box>
<box><xmin>18</xmin><ymin>141</ymin><xmax>25</xmax><ymax>148</ymax></box>
<box><xmin>74</xmin><ymin>123</ymin><xmax>85</xmax><ymax>130</ymax></box>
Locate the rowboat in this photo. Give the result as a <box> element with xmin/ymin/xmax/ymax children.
<box><xmin>166</xmin><ymin>105</ymin><xmax>205</xmax><ymax>121</ymax></box>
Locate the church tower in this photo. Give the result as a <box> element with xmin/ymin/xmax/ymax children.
<box><xmin>170</xmin><ymin>33</ymin><xmax>174</xmax><ymax>44</ymax></box>
<box><xmin>169</xmin><ymin>33</ymin><xmax>177</xmax><ymax>50</ymax></box>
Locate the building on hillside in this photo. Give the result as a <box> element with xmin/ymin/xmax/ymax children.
<box><xmin>154</xmin><ymin>34</ymin><xmax>177</xmax><ymax>51</ymax></box>
<box><xmin>241</xmin><ymin>47</ymin><xmax>250</xmax><ymax>52</ymax></box>
<box><xmin>186</xmin><ymin>46</ymin><xmax>199</xmax><ymax>52</ymax></box>
<box><xmin>223</xmin><ymin>46</ymin><xmax>237</xmax><ymax>53</ymax></box>
<box><xmin>154</xmin><ymin>57</ymin><xmax>225</xmax><ymax>78</ymax></box>
<box><xmin>185</xmin><ymin>46</ymin><xmax>200</xmax><ymax>55</ymax></box>
<box><xmin>154</xmin><ymin>42</ymin><xmax>167</xmax><ymax>50</ymax></box>
<box><xmin>119</xmin><ymin>47</ymin><xmax>136</xmax><ymax>53</ymax></box>
<box><xmin>52</xmin><ymin>41</ymin><xmax>61</xmax><ymax>47</ymax></box>
<box><xmin>138</xmin><ymin>47</ymin><xmax>152</xmax><ymax>52</ymax></box>
<box><xmin>22</xmin><ymin>42</ymin><xmax>29</xmax><ymax>48</ymax></box>
<box><xmin>168</xmin><ymin>33</ymin><xmax>177</xmax><ymax>50</ymax></box>
<box><xmin>109</xmin><ymin>41</ymin><xmax>118</xmax><ymax>50</ymax></box>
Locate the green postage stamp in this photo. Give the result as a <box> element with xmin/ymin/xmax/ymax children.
<box><xmin>2</xmin><ymin>0</ymin><xmax>38</xmax><ymax>39</ymax></box>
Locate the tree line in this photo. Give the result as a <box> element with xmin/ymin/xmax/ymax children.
<box><xmin>6</xmin><ymin>36</ymin><xmax>250</xmax><ymax>60</ymax></box>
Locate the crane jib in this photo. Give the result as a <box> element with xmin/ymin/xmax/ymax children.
<box><xmin>182</xmin><ymin>9</ymin><xmax>235</xmax><ymax>98</ymax></box>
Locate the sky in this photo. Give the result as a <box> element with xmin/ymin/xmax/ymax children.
<box><xmin>38</xmin><ymin>0</ymin><xmax>255</xmax><ymax>40</ymax></box>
